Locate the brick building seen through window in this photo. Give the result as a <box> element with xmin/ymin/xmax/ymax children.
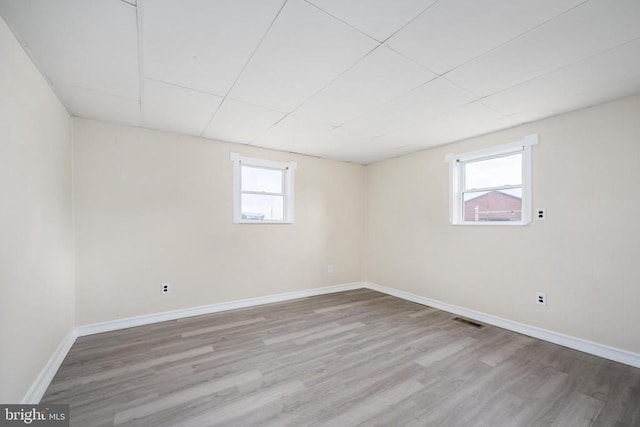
<box><xmin>463</xmin><ymin>190</ymin><xmax>522</xmax><ymax>222</ymax></box>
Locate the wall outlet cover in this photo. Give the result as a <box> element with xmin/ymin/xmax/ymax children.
<box><xmin>161</xmin><ymin>282</ymin><xmax>170</xmax><ymax>295</ymax></box>
<box><xmin>536</xmin><ymin>291</ymin><xmax>547</xmax><ymax>306</ymax></box>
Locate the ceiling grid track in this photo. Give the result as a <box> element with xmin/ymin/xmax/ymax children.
<box><xmin>2</xmin><ymin>0</ymin><xmax>639</xmax><ymax>164</ymax></box>
<box><xmin>198</xmin><ymin>0</ymin><xmax>290</xmax><ymax>139</ymax></box>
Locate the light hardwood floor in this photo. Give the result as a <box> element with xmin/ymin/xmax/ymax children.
<box><xmin>43</xmin><ymin>289</ymin><xmax>640</xmax><ymax>426</ymax></box>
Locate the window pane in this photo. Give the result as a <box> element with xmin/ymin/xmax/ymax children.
<box><xmin>464</xmin><ymin>153</ymin><xmax>522</xmax><ymax>190</ymax></box>
<box><xmin>241</xmin><ymin>165</ymin><xmax>283</xmax><ymax>193</ymax></box>
<box><xmin>241</xmin><ymin>194</ymin><xmax>284</xmax><ymax>221</ymax></box>
<box><xmin>463</xmin><ymin>188</ymin><xmax>522</xmax><ymax>222</ymax></box>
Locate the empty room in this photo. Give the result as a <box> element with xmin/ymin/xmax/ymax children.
<box><xmin>2</xmin><ymin>0</ymin><xmax>640</xmax><ymax>426</ymax></box>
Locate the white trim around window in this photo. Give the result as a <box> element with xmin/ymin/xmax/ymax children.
<box><xmin>445</xmin><ymin>134</ymin><xmax>538</xmax><ymax>226</ymax></box>
<box><xmin>230</xmin><ymin>152</ymin><xmax>297</xmax><ymax>224</ymax></box>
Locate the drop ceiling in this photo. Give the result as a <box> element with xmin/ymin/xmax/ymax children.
<box><xmin>1</xmin><ymin>0</ymin><xmax>640</xmax><ymax>164</ymax></box>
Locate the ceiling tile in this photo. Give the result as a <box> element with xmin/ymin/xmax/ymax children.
<box><xmin>334</xmin><ymin>102</ymin><xmax>526</xmax><ymax>163</ymax></box>
<box><xmin>252</xmin><ymin>114</ymin><xmax>337</xmax><ymax>155</ymax></box>
<box><xmin>55</xmin><ymin>84</ymin><xmax>141</xmax><ymax>127</ymax></box>
<box><xmin>142</xmin><ymin>79</ymin><xmax>222</xmax><ymax>137</ymax></box>
<box><xmin>293</xmin><ymin>46</ymin><xmax>436</xmax><ymax>126</ymax></box>
<box><xmin>488</xmin><ymin>108</ymin><xmax>559</xmax><ymax>131</ymax></box>
<box><xmin>228</xmin><ymin>0</ymin><xmax>379</xmax><ymax>113</ymax></box>
<box><xmin>546</xmin><ymin>75</ymin><xmax>640</xmax><ymax>114</ymax></box>
<box><xmin>337</xmin><ymin>77</ymin><xmax>477</xmax><ymax>140</ymax></box>
<box><xmin>377</xmin><ymin>101</ymin><xmax>503</xmax><ymax>148</ymax></box>
<box><xmin>306</xmin><ymin>0</ymin><xmax>437</xmax><ymax>42</ymax></box>
<box><xmin>325</xmin><ymin>147</ymin><xmax>390</xmax><ymax>164</ymax></box>
<box><xmin>483</xmin><ymin>39</ymin><xmax>640</xmax><ymax>115</ymax></box>
<box><xmin>296</xmin><ymin>127</ymin><xmax>370</xmax><ymax>161</ymax></box>
<box><xmin>2</xmin><ymin>0</ymin><xmax>640</xmax><ymax>164</ymax></box>
<box><xmin>325</xmin><ymin>101</ymin><xmax>508</xmax><ymax>164</ymax></box>
<box><xmin>202</xmin><ymin>98</ymin><xmax>286</xmax><ymax>144</ymax></box>
<box><xmin>253</xmin><ymin>124</ymin><xmax>371</xmax><ymax>162</ymax></box>
<box><xmin>0</xmin><ymin>0</ymin><xmax>139</xmax><ymax>99</ymax></box>
<box><xmin>446</xmin><ymin>0</ymin><xmax>640</xmax><ymax>97</ymax></box>
<box><xmin>143</xmin><ymin>0</ymin><xmax>284</xmax><ymax>96</ymax></box>
<box><xmin>314</xmin><ymin>133</ymin><xmax>409</xmax><ymax>164</ymax></box>
<box><xmin>387</xmin><ymin>0</ymin><xmax>585</xmax><ymax>75</ymax></box>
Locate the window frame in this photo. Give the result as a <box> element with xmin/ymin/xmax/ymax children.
<box><xmin>445</xmin><ymin>134</ymin><xmax>538</xmax><ymax>226</ymax></box>
<box><xmin>230</xmin><ymin>152</ymin><xmax>297</xmax><ymax>224</ymax></box>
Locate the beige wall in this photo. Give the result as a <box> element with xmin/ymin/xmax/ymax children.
<box><xmin>367</xmin><ymin>94</ymin><xmax>640</xmax><ymax>354</ymax></box>
<box><xmin>0</xmin><ymin>18</ymin><xmax>74</xmax><ymax>402</ymax></box>
<box><xmin>73</xmin><ymin>119</ymin><xmax>366</xmax><ymax>325</ymax></box>
<box><xmin>4</xmin><ymin>5</ymin><xmax>639</xmax><ymax>399</ymax></box>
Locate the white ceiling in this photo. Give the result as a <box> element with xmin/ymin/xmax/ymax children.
<box><xmin>1</xmin><ymin>0</ymin><xmax>640</xmax><ymax>164</ymax></box>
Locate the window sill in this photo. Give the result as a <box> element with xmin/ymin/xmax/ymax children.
<box><xmin>451</xmin><ymin>220</ymin><xmax>531</xmax><ymax>227</ymax></box>
<box><xmin>235</xmin><ymin>220</ymin><xmax>293</xmax><ymax>224</ymax></box>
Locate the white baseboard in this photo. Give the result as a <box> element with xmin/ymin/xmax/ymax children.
<box><xmin>75</xmin><ymin>282</ymin><xmax>365</xmax><ymax>337</ymax></box>
<box><xmin>26</xmin><ymin>280</ymin><xmax>640</xmax><ymax>404</ymax></box>
<box><xmin>26</xmin><ymin>282</ymin><xmax>363</xmax><ymax>402</ymax></box>
<box><xmin>364</xmin><ymin>282</ymin><xmax>640</xmax><ymax>369</ymax></box>
<box><xmin>22</xmin><ymin>330</ymin><xmax>77</xmax><ymax>404</ymax></box>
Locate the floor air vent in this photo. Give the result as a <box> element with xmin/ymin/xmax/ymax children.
<box><xmin>453</xmin><ymin>317</ymin><xmax>484</xmax><ymax>328</ymax></box>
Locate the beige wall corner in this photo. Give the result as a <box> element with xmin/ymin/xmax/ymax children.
<box><xmin>366</xmin><ymin>94</ymin><xmax>640</xmax><ymax>355</ymax></box>
<box><xmin>0</xmin><ymin>17</ymin><xmax>74</xmax><ymax>402</ymax></box>
<box><xmin>72</xmin><ymin>119</ymin><xmax>366</xmax><ymax>325</ymax></box>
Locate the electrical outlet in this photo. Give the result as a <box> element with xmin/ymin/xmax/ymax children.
<box><xmin>536</xmin><ymin>208</ymin><xmax>546</xmax><ymax>220</ymax></box>
<box><xmin>327</xmin><ymin>264</ymin><xmax>334</xmax><ymax>274</ymax></box>
<box><xmin>536</xmin><ymin>292</ymin><xmax>547</xmax><ymax>306</ymax></box>
<box><xmin>161</xmin><ymin>282</ymin><xmax>170</xmax><ymax>295</ymax></box>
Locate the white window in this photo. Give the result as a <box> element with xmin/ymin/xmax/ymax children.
<box><xmin>445</xmin><ymin>134</ymin><xmax>538</xmax><ymax>226</ymax></box>
<box><xmin>230</xmin><ymin>152</ymin><xmax>297</xmax><ymax>224</ymax></box>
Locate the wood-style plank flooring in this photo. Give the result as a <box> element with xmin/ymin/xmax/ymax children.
<box><xmin>42</xmin><ymin>290</ymin><xmax>640</xmax><ymax>426</ymax></box>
